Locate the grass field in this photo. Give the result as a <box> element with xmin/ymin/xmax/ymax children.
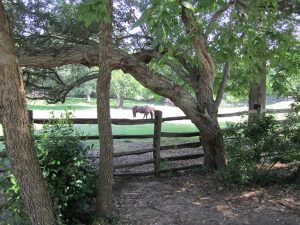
<box><xmin>0</xmin><ymin>98</ymin><xmax>202</xmax><ymax>150</ymax></box>
<box><xmin>1</xmin><ymin>97</ymin><xmax>291</xmax><ymax>150</ymax></box>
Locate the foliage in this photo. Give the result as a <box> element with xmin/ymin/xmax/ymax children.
<box><xmin>0</xmin><ymin>162</ymin><xmax>30</xmax><ymax>225</ymax></box>
<box><xmin>0</xmin><ymin>112</ymin><xmax>96</xmax><ymax>225</ymax></box>
<box><xmin>110</xmin><ymin>70</ymin><xmax>142</xmax><ymax>101</ymax></box>
<box><xmin>77</xmin><ymin>0</ymin><xmax>111</xmax><ymax>26</ymax></box>
<box><xmin>222</xmin><ymin>112</ymin><xmax>300</xmax><ymax>184</ymax></box>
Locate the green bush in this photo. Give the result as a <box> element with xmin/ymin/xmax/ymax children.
<box><xmin>222</xmin><ymin>112</ymin><xmax>300</xmax><ymax>184</ymax></box>
<box><xmin>0</xmin><ymin>112</ymin><xmax>96</xmax><ymax>225</ymax></box>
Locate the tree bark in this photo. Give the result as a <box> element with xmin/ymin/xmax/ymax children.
<box><xmin>248</xmin><ymin>61</ymin><xmax>267</xmax><ymax>121</ymax></box>
<box><xmin>0</xmin><ymin>2</ymin><xmax>57</xmax><ymax>225</ymax></box>
<box><xmin>96</xmin><ymin>0</ymin><xmax>114</xmax><ymax>220</ymax></box>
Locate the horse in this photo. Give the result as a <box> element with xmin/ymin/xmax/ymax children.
<box><xmin>132</xmin><ymin>105</ymin><xmax>155</xmax><ymax>119</ymax></box>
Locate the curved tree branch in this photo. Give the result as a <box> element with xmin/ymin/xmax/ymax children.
<box><xmin>214</xmin><ymin>61</ymin><xmax>230</xmax><ymax>109</ymax></box>
<box><xmin>18</xmin><ymin>44</ymin><xmax>218</xmax><ymax>135</ymax></box>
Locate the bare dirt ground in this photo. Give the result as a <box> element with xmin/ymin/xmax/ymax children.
<box><xmin>94</xmin><ymin>141</ymin><xmax>300</xmax><ymax>225</ymax></box>
<box><xmin>112</xmin><ymin>172</ymin><xmax>300</xmax><ymax>225</ymax></box>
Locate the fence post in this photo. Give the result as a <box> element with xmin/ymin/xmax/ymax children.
<box><xmin>153</xmin><ymin>110</ymin><xmax>162</xmax><ymax>177</ymax></box>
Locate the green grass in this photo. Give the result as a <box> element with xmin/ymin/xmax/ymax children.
<box><xmin>1</xmin><ymin>97</ymin><xmax>229</xmax><ymax>149</ymax></box>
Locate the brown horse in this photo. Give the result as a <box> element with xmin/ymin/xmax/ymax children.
<box><xmin>132</xmin><ymin>105</ymin><xmax>155</xmax><ymax>119</ymax></box>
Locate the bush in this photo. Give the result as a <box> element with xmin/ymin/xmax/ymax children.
<box><xmin>221</xmin><ymin>112</ymin><xmax>300</xmax><ymax>184</ymax></box>
<box><xmin>0</xmin><ymin>112</ymin><xmax>96</xmax><ymax>225</ymax></box>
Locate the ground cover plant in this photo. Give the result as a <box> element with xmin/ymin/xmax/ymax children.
<box><xmin>0</xmin><ymin>113</ymin><xmax>96</xmax><ymax>225</ymax></box>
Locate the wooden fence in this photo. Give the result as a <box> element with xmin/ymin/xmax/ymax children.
<box><xmin>0</xmin><ymin>108</ymin><xmax>292</xmax><ymax>176</ymax></box>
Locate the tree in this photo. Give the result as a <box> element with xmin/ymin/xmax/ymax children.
<box><xmin>0</xmin><ymin>2</ymin><xmax>57</xmax><ymax>224</ymax></box>
<box><xmin>6</xmin><ymin>0</ymin><xmax>300</xmax><ymax>169</ymax></box>
<box><xmin>95</xmin><ymin>0</ymin><xmax>114</xmax><ymax>219</ymax></box>
<box><xmin>225</xmin><ymin>1</ymin><xmax>299</xmax><ymax>112</ymax></box>
<box><xmin>111</xmin><ymin>70</ymin><xmax>142</xmax><ymax>108</ymax></box>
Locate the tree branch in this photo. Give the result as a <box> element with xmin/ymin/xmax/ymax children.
<box><xmin>24</xmin><ymin>67</ymin><xmax>99</xmax><ymax>103</ymax></box>
<box><xmin>214</xmin><ymin>61</ymin><xmax>230</xmax><ymax>108</ymax></box>
<box><xmin>205</xmin><ymin>1</ymin><xmax>236</xmax><ymax>37</ymax></box>
<box><xmin>18</xmin><ymin>44</ymin><xmax>217</xmax><ymax>134</ymax></box>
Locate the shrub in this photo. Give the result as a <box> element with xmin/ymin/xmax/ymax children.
<box><xmin>222</xmin><ymin>111</ymin><xmax>300</xmax><ymax>184</ymax></box>
<box><xmin>0</xmin><ymin>112</ymin><xmax>96</xmax><ymax>225</ymax></box>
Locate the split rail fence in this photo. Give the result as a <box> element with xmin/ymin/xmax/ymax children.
<box><xmin>0</xmin><ymin>108</ymin><xmax>291</xmax><ymax>176</ymax></box>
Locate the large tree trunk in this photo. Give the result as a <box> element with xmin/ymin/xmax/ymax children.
<box><xmin>248</xmin><ymin>61</ymin><xmax>267</xmax><ymax>121</ymax></box>
<box><xmin>96</xmin><ymin>0</ymin><xmax>114</xmax><ymax>220</ymax></box>
<box><xmin>202</xmin><ymin>125</ymin><xmax>226</xmax><ymax>169</ymax></box>
<box><xmin>0</xmin><ymin>2</ymin><xmax>57</xmax><ymax>225</ymax></box>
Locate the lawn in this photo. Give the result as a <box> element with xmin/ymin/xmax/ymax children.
<box><xmin>1</xmin><ymin>98</ymin><xmax>202</xmax><ymax>149</ymax></box>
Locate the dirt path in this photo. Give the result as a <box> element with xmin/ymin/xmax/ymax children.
<box><xmin>113</xmin><ymin>172</ymin><xmax>300</xmax><ymax>225</ymax></box>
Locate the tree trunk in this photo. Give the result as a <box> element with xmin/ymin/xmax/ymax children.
<box><xmin>117</xmin><ymin>95</ymin><xmax>124</xmax><ymax>108</ymax></box>
<box><xmin>202</xmin><ymin>131</ymin><xmax>226</xmax><ymax>169</ymax></box>
<box><xmin>95</xmin><ymin>0</ymin><xmax>114</xmax><ymax>220</ymax></box>
<box><xmin>86</xmin><ymin>92</ymin><xmax>91</xmax><ymax>102</ymax></box>
<box><xmin>248</xmin><ymin>61</ymin><xmax>267</xmax><ymax>121</ymax></box>
<box><xmin>0</xmin><ymin>3</ymin><xmax>57</xmax><ymax>225</ymax></box>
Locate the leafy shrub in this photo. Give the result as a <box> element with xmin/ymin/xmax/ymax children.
<box><xmin>0</xmin><ymin>167</ymin><xmax>30</xmax><ymax>225</ymax></box>
<box><xmin>222</xmin><ymin>111</ymin><xmax>300</xmax><ymax>184</ymax></box>
<box><xmin>0</xmin><ymin>112</ymin><xmax>96</xmax><ymax>225</ymax></box>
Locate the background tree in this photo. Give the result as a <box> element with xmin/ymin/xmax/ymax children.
<box><xmin>0</xmin><ymin>2</ymin><xmax>57</xmax><ymax>224</ymax></box>
<box><xmin>110</xmin><ymin>70</ymin><xmax>142</xmax><ymax>108</ymax></box>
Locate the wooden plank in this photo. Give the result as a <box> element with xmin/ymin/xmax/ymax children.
<box><xmin>30</xmin><ymin>108</ymin><xmax>290</xmax><ymax>125</ymax></box>
<box><xmin>33</xmin><ymin>118</ymin><xmax>155</xmax><ymax>125</ymax></box>
<box><xmin>162</xmin><ymin>116</ymin><xmax>188</xmax><ymax>122</ymax></box>
<box><xmin>218</xmin><ymin>108</ymin><xmax>290</xmax><ymax>117</ymax></box>
<box><xmin>97</xmin><ymin>142</ymin><xmax>202</xmax><ymax>158</ymax></box>
<box><xmin>111</xmin><ymin>118</ymin><xmax>155</xmax><ymax>125</ymax></box>
<box><xmin>113</xmin><ymin>134</ymin><xmax>154</xmax><ymax>139</ymax></box>
<box><xmin>161</xmin><ymin>132</ymin><xmax>200</xmax><ymax>137</ymax></box>
<box><xmin>162</xmin><ymin>153</ymin><xmax>204</xmax><ymax>161</ymax></box>
<box><xmin>114</xmin><ymin>159</ymin><xmax>155</xmax><ymax>169</ymax></box>
<box><xmin>114</xmin><ymin>148</ymin><xmax>153</xmax><ymax>157</ymax></box>
<box><xmin>160</xmin><ymin>142</ymin><xmax>202</xmax><ymax>151</ymax></box>
<box><xmin>217</xmin><ymin>111</ymin><xmax>248</xmax><ymax>117</ymax></box>
<box><xmin>114</xmin><ymin>171</ymin><xmax>154</xmax><ymax>176</ymax></box>
<box><xmin>114</xmin><ymin>163</ymin><xmax>203</xmax><ymax>176</ymax></box>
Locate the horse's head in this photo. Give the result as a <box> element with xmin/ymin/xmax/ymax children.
<box><xmin>132</xmin><ymin>106</ymin><xmax>137</xmax><ymax>118</ymax></box>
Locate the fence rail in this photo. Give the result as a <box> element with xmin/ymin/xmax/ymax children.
<box><xmin>0</xmin><ymin>107</ymin><xmax>293</xmax><ymax>176</ymax></box>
